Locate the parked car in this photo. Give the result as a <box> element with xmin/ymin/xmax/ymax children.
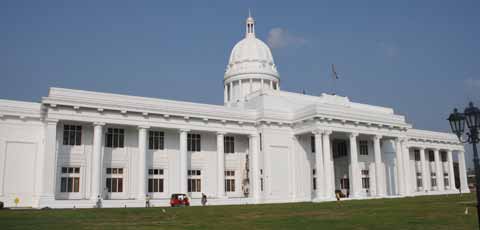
<box><xmin>170</xmin><ymin>193</ymin><xmax>190</xmax><ymax>207</ymax></box>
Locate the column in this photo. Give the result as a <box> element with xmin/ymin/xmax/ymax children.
<box><xmin>239</xmin><ymin>80</ymin><xmax>243</xmax><ymax>101</ymax></box>
<box><xmin>434</xmin><ymin>149</ymin><xmax>444</xmax><ymax>191</ymax></box>
<box><xmin>419</xmin><ymin>147</ymin><xmax>428</xmax><ymax>192</ymax></box>
<box><xmin>179</xmin><ymin>129</ymin><xmax>189</xmax><ymax>194</ymax></box>
<box><xmin>249</xmin><ymin>134</ymin><xmax>261</xmax><ymax>202</ymax></box>
<box><xmin>261</xmin><ymin>78</ymin><xmax>264</xmax><ymax>90</ymax></box>
<box><xmin>224</xmin><ymin>86</ymin><xmax>227</xmax><ymax>104</ymax></box>
<box><xmin>458</xmin><ymin>150</ymin><xmax>470</xmax><ymax>193</ymax></box>
<box><xmin>137</xmin><ymin>126</ymin><xmax>149</xmax><ymax>200</ymax></box>
<box><xmin>269</xmin><ymin>80</ymin><xmax>273</xmax><ymax>89</ymax></box>
<box><xmin>322</xmin><ymin>130</ymin><xmax>334</xmax><ymax>199</ymax></box>
<box><xmin>229</xmin><ymin>82</ymin><xmax>233</xmax><ymax>102</ymax></box>
<box><xmin>395</xmin><ymin>138</ymin><xmax>405</xmax><ymax>195</ymax></box>
<box><xmin>349</xmin><ymin>133</ymin><xmax>361</xmax><ymax>198</ymax></box>
<box><xmin>373</xmin><ymin>135</ymin><xmax>385</xmax><ymax>196</ymax></box>
<box><xmin>91</xmin><ymin>122</ymin><xmax>104</xmax><ymax>200</ymax></box>
<box><xmin>447</xmin><ymin>150</ymin><xmax>456</xmax><ymax>191</ymax></box>
<box><xmin>401</xmin><ymin>140</ymin><xmax>411</xmax><ymax>195</ymax></box>
<box><xmin>313</xmin><ymin>131</ymin><xmax>324</xmax><ymax>199</ymax></box>
<box><xmin>249</xmin><ymin>78</ymin><xmax>253</xmax><ymax>94</ymax></box>
<box><xmin>38</xmin><ymin>119</ymin><xmax>58</xmax><ymax>203</ymax></box>
<box><xmin>217</xmin><ymin>132</ymin><xmax>226</xmax><ymax>198</ymax></box>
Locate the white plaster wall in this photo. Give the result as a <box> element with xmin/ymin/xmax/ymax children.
<box><xmin>261</xmin><ymin>126</ymin><xmax>293</xmax><ymax>202</ymax></box>
<box><xmin>0</xmin><ymin>118</ymin><xmax>44</xmax><ymax>207</ymax></box>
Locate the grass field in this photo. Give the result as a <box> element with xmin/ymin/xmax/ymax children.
<box><xmin>0</xmin><ymin>194</ymin><xmax>477</xmax><ymax>230</ymax></box>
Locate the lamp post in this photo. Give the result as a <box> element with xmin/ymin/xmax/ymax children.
<box><xmin>448</xmin><ymin>102</ymin><xmax>480</xmax><ymax>228</ymax></box>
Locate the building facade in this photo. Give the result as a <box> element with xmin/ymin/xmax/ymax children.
<box><xmin>0</xmin><ymin>15</ymin><xmax>468</xmax><ymax>208</ymax></box>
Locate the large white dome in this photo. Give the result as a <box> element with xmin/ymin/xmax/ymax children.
<box><xmin>224</xmin><ymin>16</ymin><xmax>279</xmax><ymax>81</ymax></box>
<box><xmin>223</xmin><ymin>14</ymin><xmax>280</xmax><ymax>106</ymax></box>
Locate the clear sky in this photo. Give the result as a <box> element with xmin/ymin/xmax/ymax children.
<box><xmin>1</xmin><ymin>0</ymin><xmax>479</xmax><ymax>166</ymax></box>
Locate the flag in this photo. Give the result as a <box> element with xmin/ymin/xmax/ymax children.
<box><xmin>332</xmin><ymin>64</ymin><xmax>339</xmax><ymax>79</ymax></box>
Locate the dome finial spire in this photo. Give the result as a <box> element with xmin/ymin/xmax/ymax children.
<box><xmin>246</xmin><ymin>10</ymin><xmax>255</xmax><ymax>38</ymax></box>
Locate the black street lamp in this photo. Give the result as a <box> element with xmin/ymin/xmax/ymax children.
<box><xmin>448</xmin><ymin>102</ymin><xmax>480</xmax><ymax>228</ymax></box>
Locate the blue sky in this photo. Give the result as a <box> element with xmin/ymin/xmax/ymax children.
<box><xmin>1</xmin><ymin>1</ymin><xmax>479</xmax><ymax>166</ymax></box>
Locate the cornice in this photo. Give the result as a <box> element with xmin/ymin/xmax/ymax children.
<box><xmin>42</xmin><ymin>88</ymin><xmax>258</xmax><ymax>124</ymax></box>
<box><xmin>0</xmin><ymin>99</ymin><xmax>43</xmax><ymax>120</ymax></box>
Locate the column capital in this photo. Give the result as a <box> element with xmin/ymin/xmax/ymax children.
<box><xmin>418</xmin><ymin>146</ymin><xmax>425</xmax><ymax>151</ymax></box>
<box><xmin>179</xmin><ymin>128</ymin><xmax>190</xmax><ymax>133</ymax></box>
<box><xmin>93</xmin><ymin>122</ymin><xmax>105</xmax><ymax>127</ymax></box>
<box><xmin>322</xmin><ymin>129</ymin><xmax>333</xmax><ymax>136</ymax></box>
<box><xmin>312</xmin><ymin>129</ymin><xmax>323</xmax><ymax>135</ymax></box>
<box><xmin>373</xmin><ymin>134</ymin><xmax>383</xmax><ymax>141</ymax></box>
<box><xmin>249</xmin><ymin>133</ymin><xmax>259</xmax><ymax>138</ymax></box>
<box><xmin>217</xmin><ymin>131</ymin><xmax>227</xmax><ymax>136</ymax></box>
<box><xmin>137</xmin><ymin>125</ymin><xmax>150</xmax><ymax>130</ymax></box>
<box><xmin>349</xmin><ymin>132</ymin><xmax>359</xmax><ymax>138</ymax></box>
<box><xmin>44</xmin><ymin>118</ymin><xmax>59</xmax><ymax>124</ymax></box>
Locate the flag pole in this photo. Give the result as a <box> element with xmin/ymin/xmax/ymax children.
<box><xmin>331</xmin><ymin>64</ymin><xmax>338</xmax><ymax>95</ymax></box>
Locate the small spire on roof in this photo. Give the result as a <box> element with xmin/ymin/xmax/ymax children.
<box><xmin>245</xmin><ymin>10</ymin><xmax>255</xmax><ymax>38</ymax></box>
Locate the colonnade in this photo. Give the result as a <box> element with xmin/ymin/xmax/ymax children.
<box><xmin>310</xmin><ymin>129</ymin><xmax>467</xmax><ymax>200</ymax></box>
<box><xmin>224</xmin><ymin>78</ymin><xmax>279</xmax><ymax>103</ymax></box>
<box><xmin>413</xmin><ymin>147</ymin><xmax>468</xmax><ymax>193</ymax></box>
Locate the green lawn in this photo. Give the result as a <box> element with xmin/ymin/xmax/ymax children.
<box><xmin>0</xmin><ymin>194</ymin><xmax>477</xmax><ymax>230</ymax></box>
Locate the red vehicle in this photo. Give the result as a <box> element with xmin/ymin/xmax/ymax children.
<box><xmin>170</xmin><ymin>193</ymin><xmax>190</xmax><ymax>207</ymax></box>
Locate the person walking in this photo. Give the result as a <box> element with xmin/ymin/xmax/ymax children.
<box><xmin>145</xmin><ymin>194</ymin><xmax>151</xmax><ymax>208</ymax></box>
<box><xmin>201</xmin><ymin>193</ymin><xmax>207</xmax><ymax>206</ymax></box>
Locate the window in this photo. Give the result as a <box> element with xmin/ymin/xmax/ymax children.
<box><xmin>60</xmin><ymin>167</ymin><xmax>80</xmax><ymax>193</ymax></box>
<box><xmin>441</xmin><ymin>152</ymin><xmax>447</xmax><ymax>162</ymax></box>
<box><xmin>416</xmin><ymin>172</ymin><xmax>423</xmax><ymax>189</ymax></box>
<box><xmin>361</xmin><ymin>170</ymin><xmax>370</xmax><ymax>189</ymax></box>
<box><xmin>224</xmin><ymin>136</ymin><xmax>235</xmax><ymax>154</ymax></box>
<box><xmin>312</xmin><ymin>169</ymin><xmax>317</xmax><ymax>190</ymax></box>
<box><xmin>311</xmin><ymin>136</ymin><xmax>316</xmax><ymax>153</ymax></box>
<box><xmin>259</xmin><ymin>133</ymin><xmax>263</xmax><ymax>151</ymax></box>
<box><xmin>428</xmin><ymin>151</ymin><xmax>435</xmax><ymax>162</ymax></box>
<box><xmin>359</xmin><ymin>141</ymin><xmax>369</xmax><ymax>156</ymax></box>
<box><xmin>225</xmin><ymin>170</ymin><xmax>235</xmax><ymax>192</ymax></box>
<box><xmin>333</xmin><ymin>140</ymin><xmax>347</xmax><ymax>158</ymax></box>
<box><xmin>227</xmin><ymin>85</ymin><xmax>231</xmax><ymax>101</ymax></box>
<box><xmin>149</xmin><ymin>131</ymin><xmax>164</xmax><ymax>150</ymax></box>
<box><xmin>63</xmin><ymin>125</ymin><xmax>82</xmax><ymax>146</ymax></box>
<box><xmin>106</xmin><ymin>168</ymin><xmax>123</xmax><ymax>193</ymax></box>
<box><xmin>106</xmin><ymin>128</ymin><xmax>124</xmax><ymax>148</ymax></box>
<box><xmin>260</xmin><ymin>178</ymin><xmax>264</xmax><ymax>192</ymax></box>
<box><xmin>148</xmin><ymin>168</ymin><xmax>164</xmax><ymax>193</ymax></box>
<box><xmin>188</xmin><ymin>170</ymin><xmax>201</xmax><ymax>192</ymax></box>
<box><xmin>187</xmin><ymin>134</ymin><xmax>201</xmax><ymax>152</ymax></box>
<box><xmin>444</xmin><ymin>173</ymin><xmax>449</xmax><ymax>187</ymax></box>
<box><xmin>340</xmin><ymin>178</ymin><xmax>349</xmax><ymax>190</ymax></box>
<box><xmin>260</xmin><ymin>169</ymin><xmax>264</xmax><ymax>191</ymax></box>
<box><xmin>431</xmin><ymin>173</ymin><xmax>437</xmax><ymax>187</ymax></box>
<box><xmin>414</xmin><ymin>150</ymin><xmax>421</xmax><ymax>161</ymax></box>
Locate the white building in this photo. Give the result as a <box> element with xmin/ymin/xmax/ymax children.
<box><xmin>0</xmin><ymin>15</ymin><xmax>468</xmax><ymax>208</ymax></box>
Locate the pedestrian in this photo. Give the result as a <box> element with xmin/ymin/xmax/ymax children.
<box><xmin>335</xmin><ymin>192</ymin><xmax>341</xmax><ymax>202</ymax></box>
<box><xmin>96</xmin><ymin>195</ymin><xmax>102</xmax><ymax>208</ymax></box>
<box><xmin>201</xmin><ymin>193</ymin><xmax>207</xmax><ymax>206</ymax></box>
<box><xmin>145</xmin><ymin>194</ymin><xmax>151</xmax><ymax>208</ymax></box>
